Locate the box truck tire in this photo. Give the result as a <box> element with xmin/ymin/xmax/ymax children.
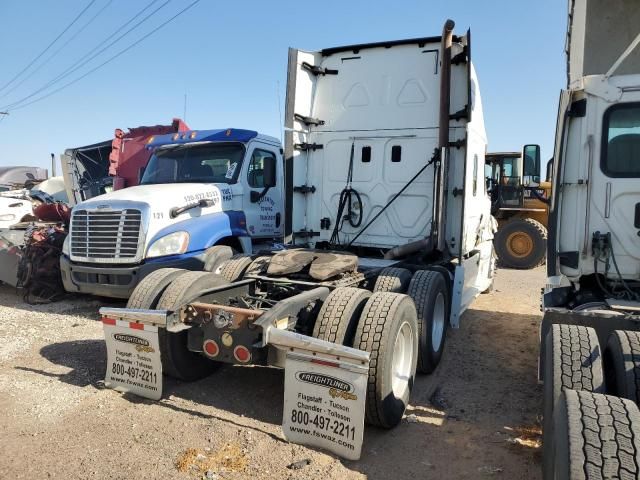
<box><xmin>407</xmin><ymin>271</ymin><xmax>449</xmax><ymax>374</ymax></box>
<box><xmin>157</xmin><ymin>271</ymin><xmax>229</xmax><ymax>381</ymax></box>
<box><xmin>354</xmin><ymin>292</ymin><xmax>418</xmax><ymax>429</ymax></box>
<box><xmin>543</xmin><ymin>325</ymin><xmax>605</xmax><ymax>480</ymax></box>
<box><xmin>373</xmin><ymin>267</ymin><xmax>412</xmax><ymax>293</ymax></box>
<box><xmin>312</xmin><ymin>287</ymin><xmax>371</xmax><ymax>346</ymax></box>
<box><xmin>126</xmin><ymin>268</ymin><xmax>186</xmax><ymax>309</ymax></box>
<box><xmin>551</xmin><ymin>389</ymin><xmax>640</xmax><ymax>480</ymax></box>
<box><xmin>605</xmin><ymin>330</ymin><xmax>640</xmax><ymax>404</ymax></box>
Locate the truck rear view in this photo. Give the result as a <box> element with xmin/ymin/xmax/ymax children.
<box><xmin>98</xmin><ymin>20</ymin><xmax>495</xmax><ymax>460</ymax></box>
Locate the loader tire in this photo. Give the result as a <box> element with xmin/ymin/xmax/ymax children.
<box><xmin>407</xmin><ymin>270</ymin><xmax>449</xmax><ymax>374</ymax></box>
<box><xmin>494</xmin><ymin>217</ymin><xmax>547</xmax><ymax>269</ymax></box>
<box><xmin>126</xmin><ymin>268</ymin><xmax>186</xmax><ymax>309</ymax></box>
<box><xmin>312</xmin><ymin>287</ymin><xmax>371</xmax><ymax>346</ymax></box>
<box><xmin>354</xmin><ymin>292</ymin><xmax>418</xmax><ymax>429</ymax></box>
<box><xmin>203</xmin><ymin>245</ymin><xmax>235</xmax><ymax>273</ymax></box>
<box><xmin>551</xmin><ymin>389</ymin><xmax>640</xmax><ymax>480</ymax></box>
<box><xmin>605</xmin><ymin>330</ymin><xmax>640</xmax><ymax>404</ymax></box>
<box><xmin>157</xmin><ymin>271</ymin><xmax>229</xmax><ymax>381</ymax></box>
<box><xmin>543</xmin><ymin>325</ymin><xmax>605</xmax><ymax>480</ymax></box>
<box><xmin>373</xmin><ymin>267</ymin><xmax>412</xmax><ymax>293</ymax></box>
<box><xmin>217</xmin><ymin>254</ymin><xmax>253</xmax><ymax>282</ymax></box>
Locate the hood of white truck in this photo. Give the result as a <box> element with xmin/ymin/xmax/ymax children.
<box><xmin>72</xmin><ymin>182</ymin><xmax>238</xmax><ymax>254</ymax></box>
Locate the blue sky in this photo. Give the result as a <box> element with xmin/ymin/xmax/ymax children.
<box><xmin>0</xmin><ymin>0</ymin><xmax>565</xmax><ymax>172</ymax></box>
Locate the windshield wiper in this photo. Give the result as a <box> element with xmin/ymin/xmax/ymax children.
<box><xmin>169</xmin><ymin>198</ymin><xmax>215</xmax><ymax>219</ymax></box>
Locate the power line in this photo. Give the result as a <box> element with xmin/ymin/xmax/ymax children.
<box><xmin>7</xmin><ymin>0</ymin><xmax>202</xmax><ymax>112</ymax></box>
<box><xmin>2</xmin><ymin>0</ymin><xmax>169</xmax><ymax>111</ymax></box>
<box><xmin>0</xmin><ymin>0</ymin><xmax>114</xmax><ymax>100</ymax></box>
<box><xmin>0</xmin><ymin>0</ymin><xmax>97</xmax><ymax>95</ymax></box>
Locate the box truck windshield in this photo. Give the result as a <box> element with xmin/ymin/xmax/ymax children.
<box><xmin>141</xmin><ymin>143</ymin><xmax>245</xmax><ymax>185</ymax></box>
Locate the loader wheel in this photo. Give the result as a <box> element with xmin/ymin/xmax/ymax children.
<box><xmin>126</xmin><ymin>268</ymin><xmax>186</xmax><ymax>309</ymax></box>
<box><xmin>494</xmin><ymin>218</ymin><xmax>547</xmax><ymax>269</ymax></box>
<box><xmin>551</xmin><ymin>389</ymin><xmax>640</xmax><ymax>480</ymax></box>
<box><xmin>542</xmin><ymin>325</ymin><xmax>605</xmax><ymax>480</ymax></box>
<box><xmin>373</xmin><ymin>267</ymin><xmax>412</xmax><ymax>293</ymax></box>
<box><xmin>312</xmin><ymin>287</ymin><xmax>371</xmax><ymax>346</ymax></box>
<box><xmin>605</xmin><ymin>330</ymin><xmax>640</xmax><ymax>403</ymax></box>
<box><xmin>354</xmin><ymin>292</ymin><xmax>418</xmax><ymax>428</ymax></box>
<box><xmin>407</xmin><ymin>270</ymin><xmax>449</xmax><ymax>374</ymax></box>
<box><xmin>203</xmin><ymin>245</ymin><xmax>235</xmax><ymax>273</ymax></box>
<box><xmin>157</xmin><ymin>271</ymin><xmax>229</xmax><ymax>381</ymax></box>
<box><xmin>217</xmin><ymin>254</ymin><xmax>253</xmax><ymax>282</ymax></box>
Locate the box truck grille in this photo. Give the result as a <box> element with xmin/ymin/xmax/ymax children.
<box><xmin>71</xmin><ymin>209</ymin><xmax>142</xmax><ymax>262</ymax></box>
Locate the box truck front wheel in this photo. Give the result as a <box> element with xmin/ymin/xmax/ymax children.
<box><xmin>312</xmin><ymin>287</ymin><xmax>371</xmax><ymax>346</ymax></box>
<box><xmin>494</xmin><ymin>217</ymin><xmax>547</xmax><ymax>269</ymax></box>
<box><xmin>542</xmin><ymin>325</ymin><xmax>605</xmax><ymax>479</ymax></box>
<box><xmin>605</xmin><ymin>330</ymin><xmax>640</xmax><ymax>404</ymax></box>
<box><xmin>551</xmin><ymin>389</ymin><xmax>640</xmax><ymax>480</ymax></box>
<box><xmin>156</xmin><ymin>271</ymin><xmax>229</xmax><ymax>381</ymax></box>
<box><xmin>407</xmin><ymin>271</ymin><xmax>449</xmax><ymax>374</ymax></box>
<box><xmin>354</xmin><ymin>292</ymin><xmax>418</xmax><ymax>429</ymax></box>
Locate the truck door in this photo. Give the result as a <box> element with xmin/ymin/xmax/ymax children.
<box><xmin>590</xmin><ymin>101</ymin><xmax>640</xmax><ymax>275</ymax></box>
<box><xmin>242</xmin><ymin>145</ymin><xmax>283</xmax><ymax>238</ymax></box>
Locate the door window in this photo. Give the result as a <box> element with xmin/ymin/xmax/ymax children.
<box><xmin>248</xmin><ymin>149</ymin><xmax>276</xmax><ymax>188</ymax></box>
<box><xmin>602</xmin><ymin>103</ymin><xmax>640</xmax><ymax>177</ymax></box>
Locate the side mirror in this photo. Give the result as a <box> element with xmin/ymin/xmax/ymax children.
<box><xmin>546</xmin><ymin>159</ymin><xmax>553</xmax><ymax>183</ymax></box>
<box><xmin>263</xmin><ymin>156</ymin><xmax>277</xmax><ymax>188</ymax></box>
<box><xmin>522</xmin><ymin>144</ymin><xmax>541</xmax><ymax>183</ymax></box>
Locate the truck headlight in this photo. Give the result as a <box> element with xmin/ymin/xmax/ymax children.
<box><xmin>62</xmin><ymin>236</ymin><xmax>70</xmax><ymax>256</ymax></box>
<box><xmin>147</xmin><ymin>231</ymin><xmax>190</xmax><ymax>258</ymax></box>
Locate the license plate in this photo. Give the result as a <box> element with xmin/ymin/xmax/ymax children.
<box><xmin>282</xmin><ymin>352</ymin><xmax>368</xmax><ymax>460</ymax></box>
<box><xmin>102</xmin><ymin>317</ymin><xmax>163</xmax><ymax>400</ymax></box>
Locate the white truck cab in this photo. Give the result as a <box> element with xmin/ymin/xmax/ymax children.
<box><xmin>61</xmin><ymin>128</ymin><xmax>284</xmax><ymax>298</ymax></box>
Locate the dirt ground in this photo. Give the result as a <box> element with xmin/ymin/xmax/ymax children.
<box><xmin>0</xmin><ymin>266</ymin><xmax>545</xmax><ymax>479</ymax></box>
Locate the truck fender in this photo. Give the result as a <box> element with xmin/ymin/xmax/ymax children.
<box><xmin>147</xmin><ymin>211</ymin><xmax>249</xmax><ymax>255</ymax></box>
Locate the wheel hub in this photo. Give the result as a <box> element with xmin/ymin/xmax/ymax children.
<box><xmin>392</xmin><ymin>321</ymin><xmax>415</xmax><ymax>398</ymax></box>
<box><xmin>432</xmin><ymin>292</ymin><xmax>445</xmax><ymax>351</ymax></box>
<box><xmin>506</xmin><ymin>231</ymin><xmax>534</xmax><ymax>258</ymax></box>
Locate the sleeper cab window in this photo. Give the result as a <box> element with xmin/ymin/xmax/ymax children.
<box><xmin>602</xmin><ymin>103</ymin><xmax>640</xmax><ymax>178</ymax></box>
<box><xmin>391</xmin><ymin>145</ymin><xmax>401</xmax><ymax>162</ymax></box>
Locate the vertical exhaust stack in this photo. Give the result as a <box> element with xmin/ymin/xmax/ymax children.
<box><xmin>434</xmin><ymin>19</ymin><xmax>455</xmax><ymax>253</ymax></box>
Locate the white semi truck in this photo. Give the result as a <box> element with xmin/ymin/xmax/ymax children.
<box><xmin>60</xmin><ymin>129</ymin><xmax>285</xmax><ymax>298</ymax></box>
<box><xmin>99</xmin><ymin>20</ymin><xmax>496</xmax><ymax>459</ymax></box>
<box><xmin>541</xmin><ymin>1</ymin><xmax>640</xmax><ymax>478</ymax></box>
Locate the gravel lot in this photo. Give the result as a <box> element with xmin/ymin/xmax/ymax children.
<box><xmin>0</xmin><ymin>266</ymin><xmax>544</xmax><ymax>479</ymax></box>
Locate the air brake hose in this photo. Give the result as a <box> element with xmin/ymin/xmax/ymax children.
<box><xmin>330</xmin><ymin>142</ymin><xmax>363</xmax><ymax>245</ymax></box>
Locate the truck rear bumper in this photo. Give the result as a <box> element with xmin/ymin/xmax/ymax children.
<box><xmin>60</xmin><ymin>253</ymin><xmax>206</xmax><ymax>299</ymax></box>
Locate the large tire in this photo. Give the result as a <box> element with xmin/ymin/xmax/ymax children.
<box><xmin>407</xmin><ymin>270</ymin><xmax>449</xmax><ymax>374</ymax></box>
<box><xmin>217</xmin><ymin>254</ymin><xmax>253</xmax><ymax>282</ymax></box>
<box><xmin>203</xmin><ymin>245</ymin><xmax>235</xmax><ymax>273</ymax></box>
<box><xmin>353</xmin><ymin>292</ymin><xmax>418</xmax><ymax>429</ymax></box>
<box><xmin>127</xmin><ymin>268</ymin><xmax>186</xmax><ymax>309</ymax></box>
<box><xmin>543</xmin><ymin>325</ymin><xmax>605</xmax><ymax>479</ymax></box>
<box><xmin>312</xmin><ymin>287</ymin><xmax>371</xmax><ymax>346</ymax></box>
<box><xmin>156</xmin><ymin>271</ymin><xmax>229</xmax><ymax>381</ymax></box>
<box><xmin>552</xmin><ymin>389</ymin><xmax>640</xmax><ymax>480</ymax></box>
<box><xmin>605</xmin><ymin>330</ymin><xmax>640</xmax><ymax>403</ymax></box>
<box><xmin>373</xmin><ymin>267</ymin><xmax>412</xmax><ymax>293</ymax></box>
<box><xmin>245</xmin><ymin>255</ymin><xmax>271</xmax><ymax>276</ymax></box>
<box><xmin>494</xmin><ymin>217</ymin><xmax>547</xmax><ymax>269</ymax></box>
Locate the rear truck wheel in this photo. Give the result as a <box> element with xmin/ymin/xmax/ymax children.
<box><xmin>407</xmin><ymin>270</ymin><xmax>449</xmax><ymax>374</ymax></box>
<box><xmin>203</xmin><ymin>245</ymin><xmax>235</xmax><ymax>273</ymax></box>
<box><xmin>126</xmin><ymin>268</ymin><xmax>186</xmax><ymax>309</ymax></box>
<box><xmin>551</xmin><ymin>389</ymin><xmax>640</xmax><ymax>480</ymax></box>
<box><xmin>156</xmin><ymin>271</ymin><xmax>229</xmax><ymax>381</ymax></box>
<box><xmin>605</xmin><ymin>330</ymin><xmax>640</xmax><ymax>403</ymax></box>
<box><xmin>373</xmin><ymin>267</ymin><xmax>412</xmax><ymax>293</ymax></box>
<box><xmin>543</xmin><ymin>325</ymin><xmax>605</xmax><ymax>480</ymax></box>
<box><xmin>353</xmin><ymin>292</ymin><xmax>418</xmax><ymax>428</ymax></box>
<box><xmin>217</xmin><ymin>254</ymin><xmax>253</xmax><ymax>282</ymax></box>
<box><xmin>312</xmin><ymin>287</ymin><xmax>371</xmax><ymax>346</ymax></box>
<box><xmin>494</xmin><ymin>217</ymin><xmax>547</xmax><ymax>269</ymax></box>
